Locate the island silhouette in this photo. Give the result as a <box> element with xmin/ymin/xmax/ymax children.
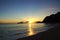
<box><xmin>17</xmin><ymin>12</ymin><xmax>60</xmax><ymax>40</ymax></box>
<box><xmin>17</xmin><ymin>21</ymin><xmax>28</xmax><ymax>24</ymax></box>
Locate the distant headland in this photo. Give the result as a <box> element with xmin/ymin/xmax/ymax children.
<box><xmin>42</xmin><ymin>12</ymin><xmax>60</xmax><ymax>23</ymax></box>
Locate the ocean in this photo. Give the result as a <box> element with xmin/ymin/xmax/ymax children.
<box><xmin>0</xmin><ymin>23</ymin><xmax>55</xmax><ymax>40</ymax></box>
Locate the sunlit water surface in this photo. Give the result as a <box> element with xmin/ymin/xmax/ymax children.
<box><xmin>0</xmin><ymin>23</ymin><xmax>55</xmax><ymax>40</ymax></box>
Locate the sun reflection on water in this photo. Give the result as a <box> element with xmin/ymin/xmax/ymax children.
<box><xmin>27</xmin><ymin>18</ymin><xmax>35</xmax><ymax>36</ymax></box>
<box><xmin>28</xmin><ymin>23</ymin><xmax>34</xmax><ymax>35</ymax></box>
<box><xmin>27</xmin><ymin>23</ymin><xmax>35</xmax><ymax>36</ymax></box>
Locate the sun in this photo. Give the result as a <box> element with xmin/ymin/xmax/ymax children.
<box><xmin>28</xmin><ymin>18</ymin><xmax>35</xmax><ymax>23</ymax></box>
<box><xmin>28</xmin><ymin>19</ymin><xmax>33</xmax><ymax>23</ymax></box>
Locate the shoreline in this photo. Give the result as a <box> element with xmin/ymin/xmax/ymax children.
<box><xmin>17</xmin><ymin>23</ymin><xmax>60</xmax><ymax>40</ymax></box>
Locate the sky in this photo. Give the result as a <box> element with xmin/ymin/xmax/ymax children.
<box><xmin>0</xmin><ymin>0</ymin><xmax>60</xmax><ymax>23</ymax></box>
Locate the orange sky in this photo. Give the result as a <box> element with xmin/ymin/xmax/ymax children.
<box><xmin>0</xmin><ymin>17</ymin><xmax>44</xmax><ymax>23</ymax></box>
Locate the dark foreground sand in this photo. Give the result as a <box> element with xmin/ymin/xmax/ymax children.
<box><xmin>17</xmin><ymin>24</ymin><xmax>60</xmax><ymax>40</ymax></box>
